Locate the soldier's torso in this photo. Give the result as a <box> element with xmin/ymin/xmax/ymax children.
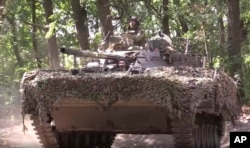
<box><xmin>127</xmin><ymin>28</ymin><xmax>146</xmax><ymax>47</ymax></box>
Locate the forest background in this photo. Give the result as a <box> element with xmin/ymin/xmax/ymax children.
<box><xmin>0</xmin><ymin>0</ymin><xmax>249</xmax><ymax>121</ymax></box>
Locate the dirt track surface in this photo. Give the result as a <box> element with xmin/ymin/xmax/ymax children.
<box><xmin>1</xmin><ymin>113</ymin><xmax>250</xmax><ymax>148</ymax></box>
<box><xmin>0</xmin><ymin>119</ymin><xmax>41</xmax><ymax>148</ymax></box>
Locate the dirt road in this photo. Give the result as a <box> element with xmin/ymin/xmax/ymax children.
<box><xmin>0</xmin><ymin>119</ymin><xmax>41</xmax><ymax>148</ymax></box>
<box><xmin>1</xmin><ymin>114</ymin><xmax>250</xmax><ymax>148</ymax></box>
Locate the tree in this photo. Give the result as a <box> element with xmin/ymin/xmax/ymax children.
<box><xmin>31</xmin><ymin>0</ymin><xmax>41</xmax><ymax>68</ymax></box>
<box><xmin>227</xmin><ymin>0</ymin><xmax>242</xmax><ymax>77</ymax></box>
<box><xmin>162</xmin><ymin>0</ymin><xmax>170</xmax><ymax>35</ymax></box>
<box><xmin>0</xmin><ymin>0</ymin><xmax>7</xmax><ymax>29</ymax></box>
<box><xmin>97</xmin><ymin>0</ymin><xmax>113</xmax><ymax>47</ymax></box>
<box><xmin>227</xmin><ymin>0</ymin><xmax>244</xmax><ymax>99</ymax></box>
<box><xmin>173</xmin><ymin>0</ymin><xmax>189</xmax><ymax>36</ymax></box>
<box><xmin>42</xmin><ymin>0</ymin><xmax>60</xmax><ymax>69</ymax></box>
<box><xmin>0</xmin><ymin>0</ymin><xmax>7</xmax><ymax>16</ymax></box>
<box><xmin>9</xmin><ymin>16</ymin><xmax>23</xmax><ymax>67</ymax></box>
<box><xmin>4</xmin><ymin>1</ymin><xmax>23</xmax><ymax>67</ymax></box>
<box><xmin>71</xmin><ymin>0</ymin><xmax>90</xmax><ymax>50</ymax></box>
<box><xmin>217</xmin><ymin>0</ymin><xmax>226</xmax><ymax>55</ymax></box>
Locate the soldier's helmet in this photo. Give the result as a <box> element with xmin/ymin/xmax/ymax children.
<box><xmin>146</xmin><ymin>30</ymin><xmax>174</xmax><ymax>53</ymax></box>
<box><xmin>128</xmin><ymin>16</ymin><xmax>140</xmax><ymax>26</ymax></box>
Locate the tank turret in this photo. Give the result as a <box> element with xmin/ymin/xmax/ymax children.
<box><xmin>60</xmin><ymin>47</ymin><xmax>140</xmax><ymax>73</ymax></box>
<box><xmin>60</xmin><ymin>31</ymin><xmax>204</xmax><ymax>74</ymax></box>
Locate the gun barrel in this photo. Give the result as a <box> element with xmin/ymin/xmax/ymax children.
<box><xmin>60</xmin><ymin>48</ymin><xmax>100</xmax><ymax>58</ymax></box>
<box><xmin>60</xmin><ymin>47</ymin><xmax>128</xmax><ymax>60</ymax></box>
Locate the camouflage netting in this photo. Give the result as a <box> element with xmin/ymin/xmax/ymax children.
<box><xmin>20</xmin><ymin>66</ymin><xmax>240</xmax><ymax>123</ymax></box>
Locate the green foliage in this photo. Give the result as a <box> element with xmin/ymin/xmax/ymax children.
<box><xmin>241</xmin><ymin>37</ymin><xmax>250</xmax><ymax>102</ymax></box>
<box><xmin>213</xmin><ymin>56</ymin><xmax>222</xmax><ymax>69</ymax></box>
<box><xmin>45</xmin><ymin>21</ymin><xmax>57</xmax><ymax>39</ymax></box>
<box><xmin>241</xmin><ymin>0</ymin><xmax>250</xmax><ymax>22</ymax></box>
<box><xmin>1</xmin><ymin>0</ymin><xmax>250</xmax><ymax>103</ymax></box>
<box><xmin>90</xmin><ymin>32</ymin><xmax>102</xmax><ymax>50</ymax></box>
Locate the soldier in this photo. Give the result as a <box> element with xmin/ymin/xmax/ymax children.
<box><xmin>146</xmin><ymin>30</ymin><xmax>175</xmax><ymax>63</ymax></box>
<box><xmin>125</xmin><ymin>16</ymin><xmax>146</xmax><ymax>48</ymax></box>
<box><xmin>145</xmin><ymin>31</ymin><xmax>173</xmax><ymax>52</ymax></box>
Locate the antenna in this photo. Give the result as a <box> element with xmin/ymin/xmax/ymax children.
<box><xmin>185</xmin><ymin>38</ymin><xmax>189</xmax><ymax>55</ymax></box>
<box><xmin>101</xmin><ymin>31</ymin><xmax>111</xmax><ymax>45</ymax></box>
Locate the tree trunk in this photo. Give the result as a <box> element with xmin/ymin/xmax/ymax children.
<box><xmin>97</xmin><ymin>0</ymin><xmax>113</xmax><ymax>46</ymax></box>
<box><xmin>0</xmin><ymin>0</ymin><xmax>7</xmax><ymax>14</ymax></box>
<box><xmin>162</xmin><ymin>0</ymin><xmax>170</xmax><ymax>35</ymax></box>
<box><xmin>71</xmin><ymin>0</ymin><xmax>90</xmax><ymax>50</ymax></box>
<box><xmin>0</xmin><ymin>0</ymin><xmax>7</xmax><ymax>29</ymax></box>
<box><xmin>42</xmin><ymin>0</ymin><xmax>60</xmax><ymax>69</ymax></box>
<box><xmin>32</xmin><ymin>0</ymin><xmax>41</xmax><ymax>68</ymax></box>
<box><xmin>9</xmin><ymin>17</ymin><xmax>23</xmax><ymax>67</ymax></box>
<box><xmin>227</xmin><ymin>0</ymin><xmax>241</xmax><ymax>77</ymax></box>
<box><xmin>173</xmin><ymin>0</ymin><xmax>189</xmax><ymax>35</ymax></box>
<box><xmin>227</xmin><ymin>0</ymin><xmax>244</xmax><ymax>100</ymax></box>
<box><xmin>217</xmin><ymin>0</ymin><xmax>226</xmax><ymax>57</ymax></box>
<box><xmin>218</xmin><ymin>2</ymin><xmax>225</xmax><ymax>49</ymax></box>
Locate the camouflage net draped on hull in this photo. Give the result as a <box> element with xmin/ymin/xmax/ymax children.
<box><xmin>20</xmin><ymin>66</ymin><xmax>240</xmax><ymax>123</ymax></box>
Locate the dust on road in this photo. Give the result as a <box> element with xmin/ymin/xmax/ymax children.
<box><xmin>0</xmin><ymin>118</ymin><xmax>41</xmax><ymax>148</ymax></box>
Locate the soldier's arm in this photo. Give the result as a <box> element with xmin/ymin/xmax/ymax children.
<box><xmin>133</xmin><ymin>30</ymin><xmax>145</xmax><ymax>42</ymax></box>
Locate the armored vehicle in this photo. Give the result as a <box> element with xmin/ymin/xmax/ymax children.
<box><xmin>20</xmin><ymin>32</ymin><xmax>241</xmax><ymax>148</ymax></box>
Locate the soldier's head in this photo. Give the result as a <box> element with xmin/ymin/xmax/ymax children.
<box><xmin>128</xmin><ymin>16</ymin><xmax>140</xmax><ymax>29</ymax></box>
